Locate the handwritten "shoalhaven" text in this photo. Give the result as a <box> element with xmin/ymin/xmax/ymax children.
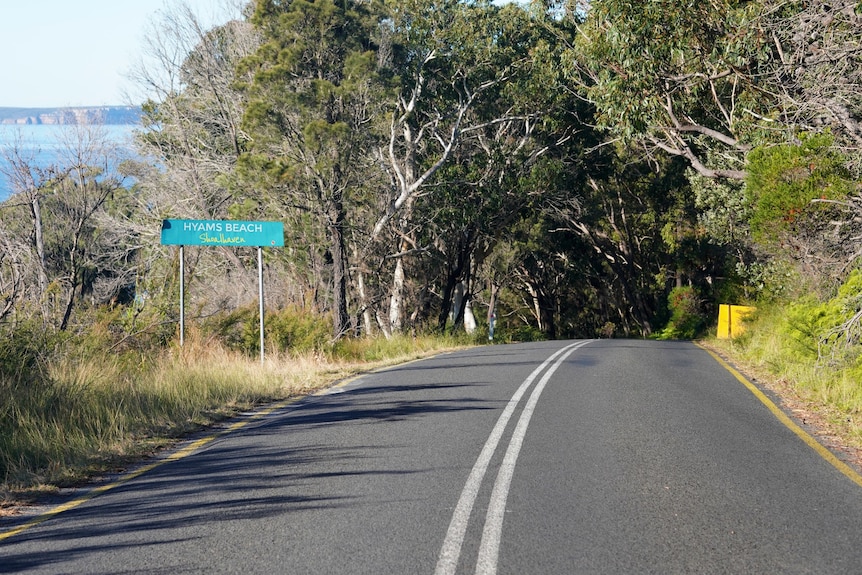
<box><xmin>199</xmin><ymin>232</ymin><xmax>247</xmax><ymax>245</ymax></box>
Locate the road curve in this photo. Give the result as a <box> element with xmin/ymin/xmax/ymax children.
<box><xmin>2</xmin><ymin>340</ymin><xmax>862</xmax><ymax>574</ymax></box>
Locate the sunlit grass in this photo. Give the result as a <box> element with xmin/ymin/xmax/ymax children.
<box><xmin>707</xmin><ymin>303</ymin><xmax>862</xmax><ymax>447</ymax></box>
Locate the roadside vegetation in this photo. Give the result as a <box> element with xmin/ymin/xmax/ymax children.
<box><xmin>2</xmin><ymin>0</ymin><xmax>862</xmax><ymax>504</ymax></box>
<box><xmin>709</xmin><ymin>271</ymin><xmax>862</xmax><ymax>452</ymax></box>
<box><xmin>0</xmin><ymin>313</ymin><xmax>475</xmax><ymax>508</ymax></box>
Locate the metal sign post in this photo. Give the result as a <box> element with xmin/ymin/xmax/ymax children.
<box><xmin>258</xmin><ymin>246</ymin><xmax>265</xmax><ymax>364</ymax></box>
<box><xmin>179</xmin><ymin>245</ymin><xmax>185</xmax><ymax>347</ymax></box>
<box><xmin>160</xmin><ymin>219</ymin><xmax>284</xmax><ymax>362</ymax></box>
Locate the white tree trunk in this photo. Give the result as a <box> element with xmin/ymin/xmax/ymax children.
<box><xmin>376</xmin><ymin>309</ymin><xmax>392</xmax><ymax>339</ymax></box>
<box><xmin>357</xmin><ymin>267</ymin><xmax>373</xmax><ymax>336</ymax></box>
<box><xmin>463</xmin><ymin>298</ymin><xmax>477</xmax><ymax>334</ymax></box>
<box><xmin>30</xmin><ymin>193</ymin><xmax>48</xmax><ymax>301</ymax></box>
<box><xmin>525</xmin><ymin>281</ymin><xmax>544</xmax><ymax>332</ymax></box>
<box><xmin>389</xmin><ymin>256</ymin><xmax>405</xmax><ymax>333</ymax></box>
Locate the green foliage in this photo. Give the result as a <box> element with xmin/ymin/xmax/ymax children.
<box><xmin>499</xmin><ymin>322</ymin><xmax>548</xmax><ymax>344</ymax></box>
<box><xmin>571</xmin><ymin>0</ymin><xmax>770</xmax><ymax>143</ymax></box>
<box><xmin>204</xmin><ymin>305</ymin><xmax>331</xmax><ymax>356</ymax></box>
<box><xmin>734</xmin><ymin>258</ymin><xmax>799</xmax><ymax>303</ymax></box>
<box><xmin>204</xmin><ymin>307</ymin><xmax>254</xmax><ymax>352</ymax></box>
<box><xmin>782</xmin><ymin>296</ymin><xmax>828</xmax><ymax>359</ymax></box>
<box><xmin>782</xmin><ymin>269</ymin><xmax>862</xmax><ymax>364</ymax></box>
<box><xmin>657</xmin><ymin>286</ymin><xmax>706</xmax><ymax>340</ymax></box>
<box><xmin>746</xmin><ymin>132</ymin><xmax>853</xmax><ymax>245</ymax></box>
<box><xmin>265</xmin><ymin>306</ymin><xmax>331</xmax><ymax>355</ymax></box>
<box><xmin>238</xmin><ymin>0</ymin><xmax>392</xmax><ymax>339</ymax></box>
<box><xmin>714</xmin><ymin>291</ymin><xmax>862</xmax><ymax>441</ymax></box>
<box><xmin>691</xmin><ymin>167</ymin><xmax>749</xmax><ymax>244</ymax></box>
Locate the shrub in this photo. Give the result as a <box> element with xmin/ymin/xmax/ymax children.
<box><xmin>264</xmin><ymin>306</ymin><xmax>331</xmax><ymax>354</ymax></box>
<box><xmin>746</xmin><ymin>131</ymin><xmax>852</xmax><ymax>246</ymax></box>
<box><xmin>783</xmin><ymin>268</ymin><xmax>862</xmax><ymax>364</ymax></box>
<box><xmin>332</xmin><ymin>334</ymin><xmax>418</xmax><ymax>362</ymax></box>
<box><xmin>658</xmin><ymin>286</ymin><xmax>706</xmax><ymax>340</ymax></box>
<box><xmin>204</xmin><ymin>305</ymin><xmax>331</xmax><ymax>356</ymax></box>
<box><xmin>499</xmin><ymin>322</ymin><xmax>546</xmax><ymax>343</ymax></box>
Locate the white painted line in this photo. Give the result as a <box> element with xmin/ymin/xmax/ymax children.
<box><xmin>474</xmin><ymin>340</ymin><xmax>590</xmax><ymax>575</ymax></box>
<box><xmin>434</xmin><ymin>341</ymin><xmax>591</xmax><ymax>575</ymax></box>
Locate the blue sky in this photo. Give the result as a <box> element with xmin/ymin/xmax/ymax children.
<box><xmin>0</xmin><ymin>1</ymin><xmax>235</xmax><ymax>108</ymax></box>
<box><xmin>2</xmin><ymin>1</ymin><xmax>521</xmax><ymax>109</ymax></box>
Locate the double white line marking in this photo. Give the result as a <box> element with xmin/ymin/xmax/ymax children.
<box><xmin>435</xmin><ymin>340</ymin><xmax>593</xmax><ymax>575</ymax></box>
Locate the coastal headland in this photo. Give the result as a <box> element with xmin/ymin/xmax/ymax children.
<box><xmin>0</xmin><ymin>106</ymin><xmax>141</xmax><ymax>125</ymax></box>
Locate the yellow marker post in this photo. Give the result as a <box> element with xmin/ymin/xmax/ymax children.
<box><xmin>717</xmin><ymin>304</ymin><xmax>756</xmax><ymax>339</ymax></box>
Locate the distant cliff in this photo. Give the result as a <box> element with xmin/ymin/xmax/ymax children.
<box><xmin>0</xmin><ymin>106</ymin><xmax>141</xmax><ymax>126</ymax></box>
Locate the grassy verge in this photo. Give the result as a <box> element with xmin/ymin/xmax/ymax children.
<box><xmin>705</xmin><ymin>302</ymin><xmax>862</xmax><ymax>466</ymax></box>
<box><xmin>0</xmin><ymin>330</ymin><xmax>471</xmax><ymax>512</ymax></box>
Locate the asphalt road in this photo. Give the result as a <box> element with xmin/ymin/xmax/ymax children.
<box><xmin>3</xmin><ymin>339</ymin><xmax>862</xmax><ymax>574</ymax></box>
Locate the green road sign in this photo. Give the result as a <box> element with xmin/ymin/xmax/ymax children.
<box><xmin>160</xmin><ymin>219</ymin><xmax>284</xmax><ymax>247</ymax></box>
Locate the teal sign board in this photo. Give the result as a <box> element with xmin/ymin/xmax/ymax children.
<box><xmin>161</xmin><ymin>219</ymin><xmax>284</xmax><ymax>247</ymax></box>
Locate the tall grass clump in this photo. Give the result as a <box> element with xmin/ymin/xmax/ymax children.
<box><xmin>0</xmin><ymin>325</ymin><xmax>319</xmax><ymax>494</ymax></box>
<box><xmin>203</xmin><ymin>305</ymin><xmax>332</xmax><ymax>357</ymax></box>
<box><xmin>331</xmin><ymin>332</ymin><xmax>468</xmax><ymax>363</ymax></box>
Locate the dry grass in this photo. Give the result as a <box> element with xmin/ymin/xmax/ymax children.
<box><xmin>0</xmin><ymin>330</ymin><xmax>469</xmax><ymax>513</ymax></box>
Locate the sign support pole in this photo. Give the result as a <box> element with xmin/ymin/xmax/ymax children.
<box><xmin>179</xmin><ymin>245</ymin><xmax>185</xmax><ymax>347</ymax></box>
<box><xmin>258</xmin><ymin>246</ymin><xmax>265</xmax><ymax>364</ymax></box>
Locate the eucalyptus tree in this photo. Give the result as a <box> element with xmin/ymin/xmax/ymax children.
<box><xmin>374</xmin><ymin>0</ymin><xmax>552</xmax><ymax>333</ymax></box>
<box><xmin>413</xmin><ymin>140</ymin><xmax>538</xmax><ymax>334</ymax></box>
<box><xmin>560</xmin><ymin>1</ymin><xmax>801</xmax><ymax>321</ymax></box>
<box><xmin>598</xmin><ymin>157</ymin><xmax>692</xmax><ymax>334</ymax></box>
<box><xmin>132</xmin><ymin>1</ymin><xmax>256</xmax><ymax>220</ymax></box>
<box><xmin>48</xmin><ymin>125</ymin><xmax>131</xmax><ymax>330</ymax></box>
<box><xmin>570</xmin><ymin>0</ymin><xmax>774</xmax><ymax>181</ymax></box>
<box><xmin>393</xmin><ymin>2</ymin><xmax>569</xmax><ymax>333</ymax></box>
<box><xmin>570</xmin><ymin>0</ymin><xmax>862</xmax><ymax>196</ymax></box>
<box><xmin>745</xmin><ymin>132</ymin><xmax>856</xmax><ymax>287</ymax></box>
<box><xmin>0</xmin><ymin>124</ymin><xmax>131</xmax><ymax>330</ymax></box>
<box><xmin>754</xmin><ymin>0</ymin><xmax>862</xmax><ymax>280</ymax></box>
<box><xmin>757</xmin><ymin>0</ymin><xmax>862</xmax><ymax>165</ymax></box>
<box><xmin>238</xmin><ymin>0</ymin><xmax>390</xmax><ymax>339</ymax></box>
<box><xmin>0</xmin><ymin>140</ymin><xmax>53</xmax><ymax>309</ymax></box>
<box><xmin>0</xmin><ymin>226</ymin><xmax>27</xmax><ymax>322</ymax></box>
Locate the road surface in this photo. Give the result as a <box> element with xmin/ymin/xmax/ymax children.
<box><xmin>3</xmin><ymin>339</ymin><xmax>862</xmax><ymax>574</ymax></box>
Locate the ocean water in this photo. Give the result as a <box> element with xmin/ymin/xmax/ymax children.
<box><xmin>0</xmin><ymin>124</ymin><xmax>138</xmax><ymax>199</ymax></box>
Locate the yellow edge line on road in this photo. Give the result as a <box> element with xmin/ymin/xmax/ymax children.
<box><xmin>698</xmin><ymin>343</ymin><xmax>862</xmax><ymax>489</ymax></box>
<box><xmin>0</xmin><ymin>396</ymin><xmax>301</xmax><ymax>543</ymax></box>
